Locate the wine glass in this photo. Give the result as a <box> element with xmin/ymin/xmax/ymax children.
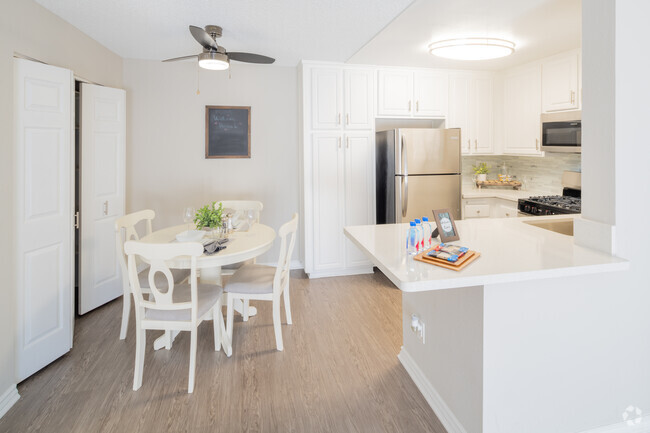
<box><xmin>246</xmin><ymin>209</ymin><xmax>256</xmax><ymax>231</ymax></box>
<box><xmin>183</xmin><ymin>207</ymin><xmax>195</xmax><ymax>231</ymax></box>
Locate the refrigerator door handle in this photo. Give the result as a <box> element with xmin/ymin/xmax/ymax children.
<box><xmin>401</xmin><ymin>135</ymin><xmax>408</xmax><ymax>177</ymax></box>
<box><xmin>402</xmin><ymin>175</ymin><xmax>409</xmax><ymax>218</ymax></box>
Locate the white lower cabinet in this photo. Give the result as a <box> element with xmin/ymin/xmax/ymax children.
<box><xmin>310</xmin><ymin>132</ymin><xmax>374</xmax><ymax>276</ymax></box>
<box><xmin>463</xmin><ymin>198</ymin><xmax>518</xmax><ymax>219</ymax></box>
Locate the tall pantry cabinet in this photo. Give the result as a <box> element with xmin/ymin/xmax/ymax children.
<box><xmin>300</xmin><ymin>63</ymin><xmax>375</xmax><ymax>278</ymax></box>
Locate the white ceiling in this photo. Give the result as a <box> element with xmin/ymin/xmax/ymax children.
<box><xmin>33</xmin><ymin>0</ymin><xmax>414</xmax><ymax>66</ymax></box>
<box><xmin>348</xmin><ymin>0</ymin><xmax>582</xmax><ymax>70</ymax></box>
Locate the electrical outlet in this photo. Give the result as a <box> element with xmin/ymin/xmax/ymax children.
<box><xmin>410</xmin><ymin>314</ymin><xmax>426</xmax><ymax>344</ymax></box>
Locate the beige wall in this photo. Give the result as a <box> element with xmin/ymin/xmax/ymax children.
<box><xmin>123</xmin><ymin>59</ymin><xmax>300</xmax><ymax>264</ymax></box>
<box><xmin>0</xmin><ymin>0</ymin><xmax>123</xmax><ymax>396</ymax></box>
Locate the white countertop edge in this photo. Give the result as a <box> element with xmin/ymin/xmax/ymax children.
<box><xmin>343</xmin><ymin>226</ymin><xmax>630</xmax><ymax>293</ymax></box>
<box><xmin>461</xmin><ymin>189</ymin><xmax>548</xmax><ymax>202</ymax></box>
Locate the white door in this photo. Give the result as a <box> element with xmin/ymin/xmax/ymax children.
<box><xmin>541</xmin><ymin>54</ymin><xmax>579</xmax><ymax>112</ymax></box>
<box><xmin>14</xmin><ymin>58</ymin><xmax>74</xmax><ymax>381</ymax></box>
<box><xmin>471</xmin><ymin>77</ymin><xmax>494</xmax><ymax>154</ymax></box>
<box><xmin>448</xmin><ymin>74</ymin><xmax>472</xmax><ymax>154</ymax></box>
<box><xmin>79</xmin><ymin>83</ymin><xmax>126</xmax><ymax>315</ymax></box>
<box><xmin>413</xmin><ymin>71</ymin><xmax>448</xmax><ymax>118</ymax></box>
<box><xmin>343</xmin><ymin>69</ymin><xmax>373</xmax><ymax>130</ymax></box>
<box><xmin>344</xmin><ymin>133</ymin><xmax>373</xmax><ymax>268</ymax></box>
<box><xmin>377</xmin><ymin>70</ymin><xmax>413</xmax><ymax>116</ymax></box>
<box><xmin>312</xmin><ymin>133</ymin><xmax>345</xmax><ymax>273</ymax></box>
<box><xmin>311</xmin><ymin>68</ymin><xmax>342</xmax><ymax>130</ymax></box>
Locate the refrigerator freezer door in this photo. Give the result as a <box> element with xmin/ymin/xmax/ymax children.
<box><xmin>395</xmin><ymin>174</ymin><xmax>461</xmax><ymax>222</ymax></box>
<box><xmin>395</xmin><ymin>128</ymin><xmax>461</xmax><ymax>175</ymax></box>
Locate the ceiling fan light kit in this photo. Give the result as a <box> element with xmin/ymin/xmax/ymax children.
<box><xmin>199</xmin><ymin>52</ymin><xmax>230</xmax><ymax>70</ymax></box>
<box><xmin>428</xmin><ymin>38</ymin><xmax>515</xmax><ymax>60</ymax></box>
<box><xmin>163</xmin><ymin>25</ymin><xmax>275</xmax><ymax>70</ymax></box>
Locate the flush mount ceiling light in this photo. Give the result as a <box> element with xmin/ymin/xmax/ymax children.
<box><xmin>428</xmin><ymin>38</ymin><xmax>515</xmax><ymax>60</ymax></box>
<box><xmin>198</xmin><ymin>52</ymin><xmax>230</xmax><ymax>70</ymax></box>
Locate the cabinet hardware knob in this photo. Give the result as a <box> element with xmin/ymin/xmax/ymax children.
<box><xmin>346</xmin><ymin>137</ymin><xmax>349</xmax><ymax>148</ymax></box>
<box><xmin>536</xmin><ymin>138</ymin><xmax>539</xmax><ymax>151</ymax></box>
<box><xmin>416</xmin><ymin>100</ymin><xmax>419</xmax><ymax>112</ymax></box>
<box><xmin>408</xmin><ymin>100</ymin><xmax>412</xmax><ymax>111</ymax></box>
<box><xmin>346</xmin><ymin>113</ymin><xmax>349</xmax><ymax>125</ymax></box>
<box><xmin>338</xmin><ymin>137</ymin><xmax>341</xmax><ymax>148</ymax></box>
<box><xmin>571</xmin><ymin>91</ymin><xmax>575</xmax><ymax>105</ymax></box>
<box><xmin>338</xmin><ymin>113</ymin><xmax>341</xmax><ymax>125</ymax></box>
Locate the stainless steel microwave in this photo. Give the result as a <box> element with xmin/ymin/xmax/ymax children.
<box><xmin>540</xmin><ymin>111</ymin><xmax>581</xmax><ymax>153</ymax></box>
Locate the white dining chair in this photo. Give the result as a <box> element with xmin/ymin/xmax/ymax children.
<box><xmin>217</xmin><ymin>200</ymin><xmax>264</xmax><ymax>321</ymax></box>
<box><xmin>225</xmin><ymin>213</ymin><xmax>298</xmax><ymax>351</ymax></box>
<box><xmin>124</xmin><ymin>240</ymin><xmax>232</xmax><ymax>393</ymax></box>
<box><xmin>115</xmin><ymin>210</ymin><xmax>190</xmax><ymax>340</ymax></box>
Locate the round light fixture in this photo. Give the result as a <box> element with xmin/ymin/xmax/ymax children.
<box><xmin>428</xmin><ymin>38</ymin><xmax>515</xmax><ymax>60</ymax></box>
<box><xmin>198</xmin><ymin>52</ymin><xmax>230</xmax><ymax>70</ymax></box>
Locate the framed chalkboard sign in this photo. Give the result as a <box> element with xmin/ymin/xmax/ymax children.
<box><xmin>205</xmin><ymin>106</ymin><xmax>251</xmax><ymax>158</ymax></box>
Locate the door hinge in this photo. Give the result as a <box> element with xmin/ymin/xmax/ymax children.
<box><xmin>74</xmin><ymin>211</ymin><xmax>80</xmax><ymax>229</ymax></box>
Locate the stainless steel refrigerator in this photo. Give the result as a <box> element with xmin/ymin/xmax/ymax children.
<box><xmin>376</xmin><ymin>128</ymin><xmax>461</xmax><ymax>224</ymax></box>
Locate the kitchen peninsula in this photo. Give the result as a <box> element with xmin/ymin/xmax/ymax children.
<box><xmin>345</xmin><ymin>216</ymin><xmax>628</xmax><ymax>433</ymax></box>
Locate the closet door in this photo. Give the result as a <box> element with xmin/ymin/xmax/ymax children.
<box><xmin>14</xmin><ymin>58</ymin><xmax>74</xmax><ymax>381</ymax></box>
<box><xmin>79</xmin><ymin>84</ymin><xmax>126</xmax><ymax>314</ymax></box>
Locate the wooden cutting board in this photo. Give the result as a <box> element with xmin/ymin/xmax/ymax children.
<box><xmin>414</xmin><ymin>246</ymin><xmax>481</xmax><ymax>271</ymax></box>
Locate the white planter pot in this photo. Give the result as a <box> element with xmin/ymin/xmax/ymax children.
<box><xmin>477</xmin><ymin>174</ymin><xmax>487</xmax><ymax>182</ymax></box>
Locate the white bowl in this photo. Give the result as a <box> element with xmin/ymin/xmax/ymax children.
<box><xmin>175</xmin><ymin>230</ymin><xmax>205</xmax><ymax>242</ymax></box>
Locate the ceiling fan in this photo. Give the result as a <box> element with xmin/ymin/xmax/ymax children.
<box><xmin>163</xmin><ymin>25</ymin><xmax>275</xmax><ymax>70</ymax></box>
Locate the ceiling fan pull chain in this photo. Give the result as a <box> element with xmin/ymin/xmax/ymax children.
<box><xmin>196</xmin><ymin>64</ymin><xmax>201</xmax><ymax>95</ymax></box>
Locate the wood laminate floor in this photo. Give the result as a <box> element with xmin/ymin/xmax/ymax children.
<box><xmin>0</xmin><ymin>270</ymin><xmax>446</xmax><ymax>433</ymax></box>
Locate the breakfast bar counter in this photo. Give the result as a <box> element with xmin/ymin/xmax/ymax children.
<box><xmin>344</xmin><ymin>216</ymin><xmax>630</xmax><ymax>433</ymax></box>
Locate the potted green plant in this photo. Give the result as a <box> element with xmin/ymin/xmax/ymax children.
<box><xmin>472</xmin><ymin>162</ymin><xmax>490</xmax><ymax>182</ymax></box>
<box><xmin>194</xmin><ymin>202</ymin><xmax>224</xmax><ymax>236</ymax></box>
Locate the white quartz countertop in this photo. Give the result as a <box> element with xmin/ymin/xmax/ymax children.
<box><xmin>344</xmin><ymin>216</ymin><xmax>628</xmax><ymax>292</ymax></box>
<box><xmin>461</xmin><ymin>188</ymin><xmax>548</xmax><ymax>202</ymax></box>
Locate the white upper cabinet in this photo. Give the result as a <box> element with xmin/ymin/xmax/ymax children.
<box><xmin>311</xmin><ymin>68</ymin><xmax>342</xmax><ymax>129</ymax></box>
<box><xmin>448</xmin><ymin>73</ymin><xmax>493</xmax><ymax>155</ymax></box>
<box><xmin>311</xmin><ymin>67</ymin><xmax>373</xmax><ymax>130</ymax></box>
<box><xmin>471</xmin><ymin>77</ymin><xmax>494</xmax><ymax>154</ymax></box>
<box><xmin>503</xmin><ymin>65</ymin><xmax>542</xmax><ymax>155</ymax></box>
<box><xmin>541</xmin><ymin>52</ymin><xmax>580</xmax><ymax>112</ymax></box>
<box><xmin>448</xmin><ymin>75</ymin><xmax>471</xmax><ymax>153</ymax></box>
<box><xmin>344</xmin><ymin>69</ymin><xmax>374</xmax><ymax>130</ymax></box>
<box><xmin>377</xmin><ymin>69</ymin><xmax>413</xmax><ymax>116</ymax></box>
<box><xmin>413</xmin><ymin>71</ymin><xmax>448</xmax><ymax>118</ymax></box>
<box><xmin>377</xmin><ymin>69</ymin><xmax>448</xmax><ymax>118</ymax></box>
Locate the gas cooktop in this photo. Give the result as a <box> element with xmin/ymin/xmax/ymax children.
<box><xmin>518</xmin><ymin>195</ymin><xmax>581</xmax><ymax>216</ymax></box>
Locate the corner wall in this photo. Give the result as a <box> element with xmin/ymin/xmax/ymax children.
<box><xmin>0</xmin><ymin>0</ymin><xmax>123</xmax><ymax>410</ymax></box>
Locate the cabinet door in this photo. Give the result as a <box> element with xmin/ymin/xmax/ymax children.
<box><xmin>311</xmin><ymin>68</ymin><xmax>342</xmax><ymax>130</ymax></box>
<box><xmin>413</xmin><ymin>71</ymin><xmax>448</xmax><ymax>118</ymax></box>
<box><xmin>495</xmin><ymin>203</ymin><xmax>517</xmax><ymax>218</ymax></box>
<box><xmin>344</xmin><ymin>69</ymin><xmax>373</xmax><ymax>130</ymax></box>
<box><xmin>312</xmin><ymin>133</ymin><xmax>345</xmax><ymax>272</ymax></box>
<box><xmin>504</xmin><ymin>67</ymin><xmax>542</xmax><ymax>155</ymax></box>
<box><xmin>344</xmin><ymin>133</ymin><xmax>374</xmax><ymax>268</ymax></box>
<box><xmin>448</xmin><ymin>75</ymin><xmax>472</xmax><ymax>154</ymax></box>
<box><xmin>377</xmin><ymin>69</ymin><xmax>413</xmax><ymax>116</ymax></box>
<box><xmin>541</xmin><ymin>54</ymin><xmax>579</xmax><ymax>112</ymax></box>
<box><xmin>471</xmin><ymin>77</ymin><xmax>493</xmax><ymax>154</ymax></box>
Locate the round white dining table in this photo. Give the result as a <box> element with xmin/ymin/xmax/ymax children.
<box><xmin>140</xmin><ymin>223</ymin><xmax>276</xmax><ymax>350</ymax></box>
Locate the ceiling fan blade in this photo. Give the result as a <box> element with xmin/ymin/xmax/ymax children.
<box><xmin>162</xmin><ymin>54</ymin><xmax>199</xmax><ymax>62</ymax></box>
<box><xmin>227</xmin><ymin>52</ymin><xmax>275</xmax><ymax>64</ymax></box>
<box><xmin>189</xmin><ymin>25</ymin><xmax>218</xmax><ymax>50</ymax></box>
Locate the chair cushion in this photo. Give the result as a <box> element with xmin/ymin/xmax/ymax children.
<box><xmin>138</xmin><ymin>267</ymin><xmax>190</xmax><ymax>289</ymax></box>
<box><xmin>225</xmin><ymin>264</ymin><xmax>276</xmax><ymax>295</ymax></box>
<box><xmin>145</xmin><ymin>283</ymin><xmax>223</xmax><ymax>322</ymax></box>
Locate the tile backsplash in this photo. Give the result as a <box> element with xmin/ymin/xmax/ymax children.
<box><xmin>462</xmin><ymin>153</ymin><xmax>581</xmax><ymax>194</ymax></box>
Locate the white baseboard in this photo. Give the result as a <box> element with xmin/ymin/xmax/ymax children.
<box><xmin>0</xmin><ymin>385</ymin><xmax>19</xmax><ymax>419</ymax></box>
<box><xmin>398</xmin><ymin>347</ymin><xmax>467</xmax><ymax>433</ymax></box>
<box><xmin>577</xmin><ymin>415</ymin><xmax>650</xmax><ymax>433</ymax></box>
